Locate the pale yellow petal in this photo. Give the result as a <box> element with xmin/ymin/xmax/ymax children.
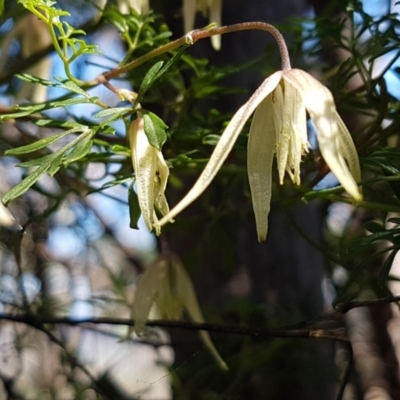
<box><xmin>0</xmin><ymin>203</ymin><xmax>20</xmax><ymax>229</ymax></box>
<box><xmin>283</xmin><ymin>69</ymin><xmax>362</xmax><ymax>201</ymax></box>
<box><xmin>183</xmin><ymin>0</ymin><xmax>197</xmax><ymax>33</ymax></box>
<box><xmin>248</xmin><ymin>95</ymin><xmax>276</xmax><ymax>242</ymax></box>
<box><xmin>158</xmin><ymin>71</ymin><xmax>283</xmax><ymax>227</ymax></box>
<box><xmin>209</xmin><ymin>0</ymin><xmax>222</xmax><ymax>50</ymax></box>
<box><xmin>154</xmin><ymin>151</ymin><xmax>171</xmax><ymax>212</ymax></box>
<box><xmin>273</xmin><ymin>83</ymin><xmax>289</xmax><ymax>184</ymax></box>
<box><xmin>172</xmin><ymin>256</ymin><xmax>228</xmax><ymax>370</ymax></box>
<box><xmin>335</xmin><ymin>111</ymin><xmax>361</xmax><ymax>184</ymax></box>
<box><xmin>286</xmin><ymin>84</ymin><xmax>308</xmax><ymax>185</ymax></box>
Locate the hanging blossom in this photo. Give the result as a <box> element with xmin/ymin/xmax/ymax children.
<box><xmin>95</xmin><ymin>0</ymin><xmax>149</xmax><ymax>20</ymax></box>
<box><xmin>183</xmin><ymin>0</ymin><xmax>222</xmax><ymax>50</ymax></box>
<box><xmin>157</xmin><ymin>31</ymin><xmax>362</xmax><ymax>241</ymax></box>
<box><xmin>129</xmin><ymin>116</ymin><xmax>171</xmax><ymax>235</ymax></box>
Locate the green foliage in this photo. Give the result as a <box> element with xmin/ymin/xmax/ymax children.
<box><xmin>18</xmin><ymin>0</ymin><xmax>100</xmax><ymax>83</ymax></box>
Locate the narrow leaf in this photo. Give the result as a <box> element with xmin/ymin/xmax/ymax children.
<box><xmin>138</xmin><ymin>61</ymin><xmax>164</xmax><ymax>98</ymax></box>
<box><xmin>364</xmin><ymin>221</ymin><xmax>386</xmax><ymax>234</ymax></box>
<box><xmin>2</xmin><ymin>163</ymin><xmax>50</xmax><ymax>205</ymax></box>
<box><xmin>5</xmin><ymin>130</ymin><xmax>79</xmax><ymax>155</ymax></box>
<box><xmin>128</xmin><ymin>184</ymin><xmax>141</xmax><ymax>230</ymax></box>
<box><xmin>55</xmin><ymin>78</ymin><xmax>91</xmax><ymax>98</ymax></box>
<box><xmin>93</xmin><ymin>107</ymin><xmax>131</xmax><ymax>119</ymax></box>
<box><xmin>63</xmin><ymin>135</ymin><xmax>93</xmax><ymax>164</ymax></box>
<box><xmin>378</xmin><ymin>249</ymin><xmax>398</xmax><ymax>287</ymax></box>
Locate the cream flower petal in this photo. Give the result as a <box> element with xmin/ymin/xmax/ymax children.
<box><xmin>283</xmin><ymin>69</ymin><xmax>362</xmax><ymax>201</ymax></box>
<box><xmin>335</xmin><ymin>111</ymin><xmax>361</xmax><ymax>183</ymax></box>
<box><xmin>273</xmin><ymin>83</ymin><xmax>289</xmax><ymax>184</ymax></box>
<box><xmin>183</xmin><ymin>0</ymin><xmax>222</xmax><ymax>50</ymax></box>
<box><xmin>248</xmin><ymin>94</ymin><xmax>276</xmax><ymax>242</ymax></box>
<box><xmin>208</xmin><ymin>0</ymin><xmax>222</xmax><ymax>50</ymax></box>
<box><xmin>158</xmin><ymin>71</ymin><xmax>283</xmax><ymax>227</ymax></box>
<box><xmin>183</xmin><ymin>0</ymin><xmax>197</xmax><ymax>35</ymax></box>
<box><xmin>286</xmin><ymin>84</ymin><xmax>308</xmax><ymax>185</ymax></box>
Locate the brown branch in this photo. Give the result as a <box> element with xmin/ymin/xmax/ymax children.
<box><xmin>270</xmin><ymin>295</ymin><xmax>400</xmax><ymax>330</ymax></box>
<box><xmin>2</xmin><ymin>296</ymin><xmax>399</xmax><ymax>343</ymax></box>
<box><xmin>0</xmin><ymin>313</ymin><xmax>348</xmax><ymax>342</ymax></box>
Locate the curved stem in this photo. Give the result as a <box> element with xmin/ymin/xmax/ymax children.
<box><xmin>93</xmin><ymin>21</ymin><xmax>291</xmax><ymax>84</ymax></box>
<box><xmin>192</xmin><ymin>22</ymin><xmax>291</xmax><ymax>71</ymax></box>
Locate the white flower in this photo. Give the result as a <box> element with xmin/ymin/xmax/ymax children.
<box><xmin>117</xmin><ymin>0</ymin><xmax>149</xmax><ymax>14</ymax></box>
<box><xmin>183</xmin><ymin>0</ymin><xmax>222</xmax><ymax>50</ymax></box>
<box><xmin>129</xmin><ymin>117</ymin><xmax>171</xmax><ymax>235</ymax></box>
<box><xmin>95</xmin><ymin>0</ymin><xmax>149</xmax><ymax>21</ymax></box>
<box><xmin>158</xmin><ymin>68</ymin><xmax>362</xmax><ymax>241</ymax></box>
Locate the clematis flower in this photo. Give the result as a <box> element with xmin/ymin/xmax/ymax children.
<box><xmin>129</xmin><ymin>117</ymin><xmax>171</xmax><ymax>235</ymax></box>
<box><xmin>183</xmin><ymin>0</ymin><xmax>222</xmax><ymax>50</ymax></box>
<box><xmin>129</xmin><ymin>255</ymin><xmax>228</xmax><ymax>370</ymax></box>
<box><xmin>158</xmin><ymin>68</ymin><xmax>362</xmax><ymax>241</ymax></box>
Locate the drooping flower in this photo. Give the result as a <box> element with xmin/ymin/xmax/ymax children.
<box><xmin>183</xmin><ymin>0</ymin><xmax>222</xmax><ymax>50</ymax></box>
<box><xmin>129</xmin><ymin>255</ymin><xmax>228</xmax><ymax>370</ymax></box>
<box><xmin>158</xmin><ymin>68</ymin><xmax>362</xmax><ymax>241</ymax></box>
<box><xmin>129</xmin><ymin>117</ymin><xmax>171</xmax><ymax>235</ymax></box>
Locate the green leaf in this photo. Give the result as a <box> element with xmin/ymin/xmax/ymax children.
<box><xmin>378</xmin><ymin>249</ymin><xmax>398</xmax><ymax>287</ymax></box>
<box><xmin>387</xmin><ymin>217</ymin><xmax>400</xmax><ymax>225</ymax></box>
<box><xmin>138</xmin><ymin>61</ymin><xmax>164</xmax><ymax>99</ymax></box>
<box><xmin>0</xmin><ymin>0</ymin><xmax>4</xmax><ymax>15</ymax></box>
<box><xmin>93</xmin><ymin>107</ymin><xmax>132</xmax><ymax>121</ymax></box>
<box><xmin>35</xmin><ymin>120</ymin><xmax>85</xmax><ymax>129</ymax></box>
<box><xmin>2</xmin><ymin>163</ymin><xmax>50</xmax><ymax>205</ymax></box>
<box><xmin>136</xmin><ymin>45</ymin><xmax>190</xmax><ymax>104</ymax></box>
<box><xmin>55</xmin><ymin>78</ymin><xmax>92</xmax><ymax>98</ymax></box>
<box><xmin>128</xmin><ymin>184</ymin><xmax>141</xmax><ymax>229</ymax></box>
<box><xmin>152</xmin><ymin>44</ymin><xmax>190</xmax><ymax>82</ymax></box>
<box><xmin>357</xmin><ymin>230</ymin><xmax>400</xmax><ymax>246</ymax></box>
<box><xmin>202</xmin><ymin>134</ymin><xmax>221</xmax><ymax>146</ymax></box>
<box><xmin>143</xmin><ymin>112</ymin><xmax>168</xmax><ymax>150</ymax></box>
<box><xmin>383</xmin><ymin>169</ymin><xmax>400</xmax><ymax>201</ymax></box>
<box><xmin>88</xmin><ymin>176</ymin><xmax>132</xmax><ymax>194</ymax></box>
<box><xmin>3</xmin><ymin>129</ymin><xmax>94</xmax><ymax>203</ymax></box>
<box><xmin>5</xmin><ymin>129</ymin><xmax>80</xmax><ymax>156</ymax></box>
<box><xmin>0</xmin><ymin>97</ymin><xmax>95</xmax><ymax>121</ymax></box>
<box><xmin>48</xmin><ymin>153</ymin><xmax>65</xmax><ymax>176</ymax></box>
<box><xmin>16</xmin><ymin>73</ymin><xmax>56</xmax><ymax>86</ymax></box>
<box><xmin>364</xmin><ymin>221</ymin><xmax>386</xmax><ymax>234</ymax></box>
<box><xmin>63</xmin><ymin>134</ymin><xmax>94</xmax><ymax>164</ymax></box>
<box><xmin>17</xmin><ymin>153</ymin><xmax>54</xmax><ymax>168</ymax></box>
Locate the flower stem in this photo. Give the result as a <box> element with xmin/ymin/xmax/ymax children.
<box><xmin>92</xmin><ymin>21</ymin><xmax>291</xmax><ymax>85</ymax></box>
<box><xmin>192</xmin><ymin>22</ymin><xmax>291</xmax><ymax>71</ymax></box>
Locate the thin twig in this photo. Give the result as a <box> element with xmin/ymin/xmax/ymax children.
<box><xmin>0</xmin><ymin>313</ymin><xmax>348</xmax><ymax>342</ymax></box>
